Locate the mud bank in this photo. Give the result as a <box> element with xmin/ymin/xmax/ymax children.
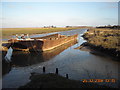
<box><xmin>77</xmin><ymin>42</ymin><xmax>120</xmax><ymax>61</ymax></box>
<box><xmin>81</xmin><ymin>29</ymin><xmax>120</xmax><ymax>61</ymax></box>
<box><xmin>18</xmin><ymin>73</ymin><xmax>109</xmax><ymax>89</ymax></box>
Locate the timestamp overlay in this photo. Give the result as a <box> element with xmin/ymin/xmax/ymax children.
<box><xmin>81</xmin><ymin>79</ymin><xmax>116</xmax><ymax>83</ymax></box>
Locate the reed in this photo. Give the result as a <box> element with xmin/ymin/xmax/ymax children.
<box><xmin>83</xmin><ymin>28</ymin><xmax>120</xmax><ymax>51</ymax></box>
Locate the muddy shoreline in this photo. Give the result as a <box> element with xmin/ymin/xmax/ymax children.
<box><xmin>79</xmin><ymin>28</ymin><xmax>120</xmax><ymax>61</ymax></box>
<box><xmin>19</xmin><ymin>73</ymin><xmax>109</xmax><ymax>89</ymax></box>
<box><xmin>77</xmin><ymin>42</ymin><xmax>120</xmax><ymax>61</ymax></box>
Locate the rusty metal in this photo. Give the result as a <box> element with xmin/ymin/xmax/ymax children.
<box><xmin>8</xmin><ymin>34</ymin><xmax>78</xmax><ymax>52</ymax></box>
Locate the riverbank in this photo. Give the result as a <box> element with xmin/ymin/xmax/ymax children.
<box><xmin>19</xmin><ymin>73</ymin><xmax>109</xmax><ymax>88</ymax></box>
<box><xmin>75</xmin><ymin>42</ymin><xmax>118</xmax><ymax>60</ymax></box>
<box><xmin>81</xmin><ymin>28</ymin><xmax>120</xmax><ymax>60</ymax></box>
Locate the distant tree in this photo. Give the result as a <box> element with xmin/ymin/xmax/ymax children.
<box><xmin>66</xmin><ymin>26</ymin><xmax>71</xmax><ymax>28</ymax></box>
<box><xmin>51</xmin><ymin>25</ymin><xmax>54</xmax><ymax>28</ymax></box>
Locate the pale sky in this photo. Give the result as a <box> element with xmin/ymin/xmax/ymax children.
<box><xmin>1</xmin><ymin>0</ymin><xmax>120</xmax><ymax>2</ymax></box>
<box><xmin>1</xmin><ymin>1</ymin><xmax>118</xmax><ymax>28</ymax></box>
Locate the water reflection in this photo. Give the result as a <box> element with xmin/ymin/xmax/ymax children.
<box><xmin>2</xmin><ymin>39</ymin><xmax>77</xmax><ymax>75</ymax></box>
<box><xmin>3</xmin><ymin>29</ymin><xmax>119</xmax><ymax>88</ymax></box>
<box><xmin>2</xmin><ymin>60</ymin><xmax>12</xmax><ymax>76</ymax></box>
<box><xmin>12</xmin><ymin>40</ymin><xmax>77</xmax><ymax>67</ymax></box>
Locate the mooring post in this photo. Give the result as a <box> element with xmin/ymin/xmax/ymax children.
<box><xmin>55</xmin><ymin>68</ymin><xmax>58</xmax><ymax>74</ymax></box>
<box><xmin>43</xmin><ymin>67</ymin><xmax>45</xmax><ymax>73</ymax></box>
<box><xmin>66</xmin><ymin>74</ymin><xmax>69</xmax><ymax>79</ymax></box>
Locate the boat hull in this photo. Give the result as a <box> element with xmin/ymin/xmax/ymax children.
<box><xmin>8</xmin><ymin>34</ymin><xmax>78</xmax><ymax>52</ymax></box>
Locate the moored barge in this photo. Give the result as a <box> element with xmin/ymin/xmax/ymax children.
<box><xmin>8</xmin><ymin>33</ymin><xmax>78</xmax><ymax>52</ymax></box>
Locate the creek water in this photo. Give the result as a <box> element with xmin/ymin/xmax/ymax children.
<box><xmin>2</xmin><ymin>29</ymin><xmax>119</xmax><ymax>88</ymax></box>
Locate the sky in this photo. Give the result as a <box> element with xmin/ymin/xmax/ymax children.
<box><xmin>1</xmin><ymin>2</ymin><xmax>118</xmax><ymax>28</ymax></box>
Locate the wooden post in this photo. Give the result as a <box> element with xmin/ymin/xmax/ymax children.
<box><xmin>43</xmin><ymin>67</ymin><xmax>45</xmax><ymax>73</ymax></box>
<box><xmin>55</xmin><ymin>68</ymin><xmax>58</xmax><ymax>74</ymax></box>
<box><xmin>66</xmin><ymin>74</ymin><xmax>68</xmax><ymax>79</ymax></box>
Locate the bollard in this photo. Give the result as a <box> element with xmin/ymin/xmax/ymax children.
<box><xmin>43</xmin><ymin>67</ymin><xmax>45</xmax><ymax>73</ymax></box>
<box><xmin>55</xmin><ymin>68</ymin><xmax>58</xmax><ymax>74</ymax></box>
<box><xmin>66</xmin><ymin>74</ymin><xmax>69</xmax><ymax>79</ymax></box>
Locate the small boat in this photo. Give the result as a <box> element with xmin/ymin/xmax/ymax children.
<box><xmin>8</xmin><ymin>33</ymin><xmax>78</xmax><ymax>52</ymax></box>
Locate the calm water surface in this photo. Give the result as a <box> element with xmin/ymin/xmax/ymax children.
<box><xmin>2</xmin><ymin>29</ymin><xmax>119</xmax><ymax>88</ymax></box>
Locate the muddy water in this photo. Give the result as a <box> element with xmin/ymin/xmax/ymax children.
<box><xmin>2</xmin><ymin>29</ymin><xmax>119</xmax><ymax>88</ymax></box>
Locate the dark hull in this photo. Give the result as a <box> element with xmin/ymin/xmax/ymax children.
<box><xmin>9</xmin><ymin>34</ymin><xmax>78</xmax><ymax>52</ymax></box>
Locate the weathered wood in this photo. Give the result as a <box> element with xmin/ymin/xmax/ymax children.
<box><xmin>55</xmin><ymin>68</ymin><xmax>58</xmax><ymax>74</ymax></box>
<box><xmin>8</xmin><ymin>34</ymin><xmax>78</xmax><ymax>52</ymax></box>
<box><xmin>43</xmin><ymin>67</ymin><xmax>46</xmax><ymax>73</ymax></box>
<box><xmin>66</xmin><ymin>74</ymin><xmax>69</xmax><ymax>79</ymax></box>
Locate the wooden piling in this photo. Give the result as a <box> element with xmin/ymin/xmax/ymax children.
<box><xmin>66</xmin><ymin>74</ymin><xmax>69</xmax><ymax>79</ymax></box>
<box><xmin>55</xmin><ymin>68</ymin><xmax>58</xmax><ymax>74</ymax></box>
<box><xmin>43</xmin><ymin>67</ymin><xmax>45</xmax><ymax>73</ymax></box>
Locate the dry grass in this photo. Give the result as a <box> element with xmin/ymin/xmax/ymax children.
<box><xmin>83</xmin><ymin>28</ymin><xmax>120</xmax><ymax>51</ymax></box>
<box><xmin>2</xmin><ymin>27</ymin><xmax>82</xmax><ymax>39</ymax></box>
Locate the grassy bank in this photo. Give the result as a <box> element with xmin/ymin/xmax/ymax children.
<box><xmin>19</xmin><ymin>73</ymin><xmax>109</xmax><ymax>88</ymax></box>
<box><xmin>82</xmin><ymin>28</ymin><xmax>120</xmax><ymax>60</ymax></box>
<box><xmin>2</xmin><ymin>27</ymin><xmax>87</xmax><ymax>39</ymax></box>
